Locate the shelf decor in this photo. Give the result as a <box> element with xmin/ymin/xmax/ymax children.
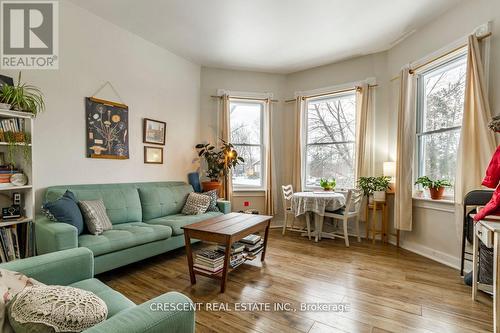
<box><xmin>85</xmin><ymin>97</ymin><xmax>129</xmax><ymax>159</ymax></box>
<box><xmin>0</xmin><ymin>108</ymin><xmax>35</xmax><ymax>262</ymax></box>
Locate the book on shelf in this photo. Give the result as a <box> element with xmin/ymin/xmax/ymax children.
<box><xmin>240</xmin><ymin>234</ymin><xmax>261</xmax><ymax>245</ymax></box>
<box><xmin>0</xmin><ymin>118</ymin><xmax>25</xmax><ymax>134</ymax></box>
<box><xmin>216</xmin><ymin>241</ymin><xmax>245</xmax><ymax>254</ymax></box>
<box><xmin>0</xmin><ymin>222</ymin><xmax>33</xmax><ymax>262</ymax></box>
<box><xmin>245</xmin><ymin>239</ymin><xmax>264</xmax><ymax>252</ymax></box>
<box><xmin>194</xmin><ymin>249</ymin><xmax>225</xmax><ymax>274</ymax></box>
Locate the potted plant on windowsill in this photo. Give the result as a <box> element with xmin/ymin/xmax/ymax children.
<box><xmin>0</xmin><ymin>72</ymin><xmax>44</xmax><ymax>116</ymax></box>
<box><xmin>414</xmin><ymin>176</ymin><xmax>452</xmax><ymax>200</ymax></box>
<box><xmin>319</xmin><ymin>178</ymin><xmax>336</xmax><ymax>191</ymax></box>
<box><xmin>373</xmin><ymin>176</ymin><xmax>391</xmax><ymax>202</ymax></box>
<box><xmin>195</xmin><ymin>140</ymin><xmax>244</xmax><ymax>194</ymax></box>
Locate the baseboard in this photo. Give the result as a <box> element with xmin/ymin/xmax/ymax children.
<box><xmin>388</xmin><ymin>236</ymin><xmax>460</xmax><ymax>270</ymax></box>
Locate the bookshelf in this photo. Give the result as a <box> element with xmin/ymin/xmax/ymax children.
<box><xmin>0</xmin><ymin>108</ymin><xmax>35</xmax><ymax>262</ymax></box>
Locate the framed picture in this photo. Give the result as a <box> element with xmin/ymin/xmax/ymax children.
<box><xmin>85</xmin><ymin>97</ymin><xmax>129</xmax><ymax>159</ymax></box>
<box><xmin>143</xmin><ymin>118</ymin><xmax>166</xmax><ymax>145</ymax></box>
<box><xmin>144</xmin><ymin>146</ymin><xmax>163</xmax><ymax>164</ymax></box>
<box><xmin>0</xmin><ymin>75</ymin><xmax>13</xmax><ymax>87</ymax></box>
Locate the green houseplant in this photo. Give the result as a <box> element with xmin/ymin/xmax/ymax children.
<box><xmin>414</xmin><ymin>176</ymin><xmax>452</xmax><ymax>200</ymax></box>
<box><xmin>357</xmin><ymin>176</ymin><xmax>391</xmax><ymax>202</ymax></box>
<box><xmin>373</xmin><ymin>176</ymin><xmax>391</xmax><ymax>202</ymax></box>
<box><xmin>319</xmin><ymin>178</ymin><xmax>336</xmax><ymax>191</ymax></box>
<box><xmin>0</xmin><ymin>72</ymin><xmax>45</xmax><ymax>116</ymax></box>
<box><xmin>195</xmin><ymin>140</ymin><xmax>244</xmax><ymax>193</ymax></box>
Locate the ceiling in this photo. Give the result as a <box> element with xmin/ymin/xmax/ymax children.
<box><xmin>69</xmin><ymin>0</ymin><xmax>463</xmax><ymax>74</ymax></box>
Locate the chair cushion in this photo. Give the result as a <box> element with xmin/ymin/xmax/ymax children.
<box><xmin>138</xmin><ymin>185</ymin><xmax>193</xmax><ymax>220</ymax></box>
<box><xmin>78</xmin><ymin>222</ymin><xmax>172</xmax><ymax>256</ymax></box>
<box><xmin>69</xmin><ymin>278</ymin><xmax>135</xmax><ymax>317</ymax></box>
<box><xmin>145</xmin><ymin>212</ymin><xmax>223</xmax><ymax>236</ymax></box>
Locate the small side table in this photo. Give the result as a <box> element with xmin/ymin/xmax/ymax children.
<box><xmin>365</xmin><ymin>200</ymin><xmax>388</xmax><ymax>244</ymax></box>
<box><xmin>472</xmin><ymin>215</ymin><xmax>500</xmax><ymax>333</ymax></box>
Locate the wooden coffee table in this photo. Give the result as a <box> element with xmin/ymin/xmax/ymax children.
<box><xmin>182</xmin><ymin>212</ymin><xmax>272</xmax><ymax>293</ymax></box>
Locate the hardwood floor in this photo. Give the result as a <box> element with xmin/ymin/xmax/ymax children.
<box><xmin>98</xmin><ymin>229</ymin><xmax>493</xmax><ymax>333</ymax></box>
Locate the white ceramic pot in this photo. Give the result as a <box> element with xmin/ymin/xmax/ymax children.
<box><xmin>373</xmin><ymin>191</ymin><xmax>386</xmax><ymax>202</ymax></box>
<box><xmin>0</xmin><ymin>103</ymin><xmax>11</xmax><ymax>110</ymax></box>
<box><xmin>368</xmin><ymin>195</ymin><xmax>374</xmax><ymax>204</ymax></box>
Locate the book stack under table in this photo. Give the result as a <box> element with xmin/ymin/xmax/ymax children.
<box><xmin>194</xmin><ymin>233</ymin><xmax>265</xmax><ymax>275</ymax></box>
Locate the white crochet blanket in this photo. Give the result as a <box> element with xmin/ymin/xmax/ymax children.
<box><xmin>10</xmin><ymin>285</ymin><xmax>108</xmax><ymax>332</ymax></box>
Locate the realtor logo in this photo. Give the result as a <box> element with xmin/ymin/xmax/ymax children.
<box><xmin>1</xmin><ymin>0</ymin><xmax>58</xmax><ymax>69</ymax></box>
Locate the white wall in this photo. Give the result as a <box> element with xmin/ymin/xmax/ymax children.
<box><xmin>1</xmin><ymin>1</ymin><xmax>201</xmax><ymax>207</ymax></box>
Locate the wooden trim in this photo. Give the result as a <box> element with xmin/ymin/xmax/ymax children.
<box><xmin>88</xmin><ymin>96</ymin><xmax>128</xmax><ymax>110</ymax></box>
<box><xmin>143</xmin><ymin>146</ymin><xmax>163</xmax><ymax>164</ymax></box>
<box><xmin>143</xmin><ymin>118</ymin><xmax>166</xmax><ymax>145</ymax></box>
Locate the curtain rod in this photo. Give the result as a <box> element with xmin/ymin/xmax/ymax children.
<box><xmin>390</xmin><ymin>32</ymin><xmax>492</xmax><ymax>81</ymax></box>
<box><xmin>284</xmin><ymin>84</ymin><xmax>378</xmax><ymax>103</ymax></box>
<box><xmin>210</xmin><ymin>95</ymin><xmax>279</xmax><ymax>103</ymax></box>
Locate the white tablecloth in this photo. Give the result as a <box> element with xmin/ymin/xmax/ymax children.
<box><xmin>292</xmin><ymin>191</ymin><xmax>346</xmax><ymax>217</ymax></box>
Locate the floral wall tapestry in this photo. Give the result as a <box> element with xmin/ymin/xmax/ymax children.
<box><xmin>85</xmin><ymin>97</ymin><xmax>129</xmax><ymax>159</ymax></box>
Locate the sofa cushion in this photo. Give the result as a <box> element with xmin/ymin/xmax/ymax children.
<box><xmin>79</xmin><ymin>200</ymin><xmax>113</xmax><ymax>235</ymax></box>
<box><xmin>45</xmin><ymin>185</ymin><xmax>143</xmax><ymax>225</ymax></box>
<box><xmin>42</xmin><ymin>190</ymin><xmax>85</xmax><ymax>235</ymax></box>
<box><xmin>145</xmin><ymin>212</ymin><xmax>223</xmax><ymax>236</ymax></box>
<box><xmin>138</xmin><ymin>184</ymin><xmax>193</xmax><ymax>220</ymax></box>
<box><xmin>78</xmin><ymin>222</ymin><xmax>172</xmax><ymax>256</ymax></box>
<box><xmin>69</xmin><ymin>278</ymin><xmax>135</xmax><ymax>317</ymax></box>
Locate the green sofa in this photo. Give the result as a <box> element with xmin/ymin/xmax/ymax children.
<box><xmin>36</xmin><ymin>182</ymin><xmax>230</xmax><ymax>274</ymax></box>
<box><xmin>0</xmin><ymin>247</ymin><xmax>195</xmax><ymax>333</ymax></box>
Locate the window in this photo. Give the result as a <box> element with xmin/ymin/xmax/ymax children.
<box><xmin>304</xmin><ymin>92</ymin><xmax>357</xmax><ymax>189</ymax></box>
<box><xmin>229</xmin><ymin>100</ymin><xmax>265</xmax><ymax>189</ymax></box>
<box><xmin>416</xmin><ymin>53</ymin><xmax>467</xmax><ymax>188</ymax></box>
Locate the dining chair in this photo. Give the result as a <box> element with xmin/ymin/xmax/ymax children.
<box><xmin>322</xmin><ymin>189</ymin><xmax>363</xmax><ymax>247</ymax></box>
<box><xmin>281</xmin><ymin>184</ymin><xmax>297</xmax><ymax>235</ymax></box>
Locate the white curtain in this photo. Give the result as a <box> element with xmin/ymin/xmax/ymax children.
<box><xmin>395</xmin><ymin>67</ymin><xmax>417</xmax><ymax>231</ymax></box>
<box><xmin>355</xmin><ymin>83</ymin><xmax>375</xmax><ymax>222</ymax></box>
<box><xmin>355</xmin><ymin>83</ymin><xmax>374</xmax><ymax>178</ymax></box>
<box><xmin>292</xmin><ymin>96</ymin><xmax>303</xmax><ymax>192</ymax></box>
<box><xmin>264</xmin><ymin>99</ymin><xmax>275</xmax><ymax>215</ymax></box>
<box><xmin>455</xmin><ymin>35</ymin><xmax>497</xmax><ymax>233</ymax></box>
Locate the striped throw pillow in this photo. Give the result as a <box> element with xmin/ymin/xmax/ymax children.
<box><xmin>78</xmin><ymin>200</ymin><xmax>112</xmax><ymax>235</ymax></box>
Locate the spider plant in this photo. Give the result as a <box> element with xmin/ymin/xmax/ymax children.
<box><xmin>0</xmin><ymin>72</ymin><xmax>44</xmax><ymax>116</ymax></box>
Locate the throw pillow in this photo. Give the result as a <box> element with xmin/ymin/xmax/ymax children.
<box><xmin>202</xmin><ymin>190</ymin><xmax>220</xmax><ymax>212</ymax></box>
<box><xmin>182</xmin><ymin>192</ymin><xmax>211</xmax><ymax>215</ymax></box>
<box><xmin>41</xmin><ymin>190</ymin><xmax>84</xmax><ymax>235</ymax></box>
<box><xmin>8</xmin><ymin>285</ymin><xmax>108</xmax><ymax>333</ymax></box>
<box><xmin>79</xmin><ymin>200</ymin><xmax>113</xmax><ymax>235</ymax></box>
<box><xmin>0</xmin><ymin>269</ymin><xmax>44</xmax><ymax>333</ymax></box>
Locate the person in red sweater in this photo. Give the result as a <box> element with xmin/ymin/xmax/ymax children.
<box><xmin>474</xmin><ymin>115</ymin><xmax>500</xmax><ymax>222</ymax></box>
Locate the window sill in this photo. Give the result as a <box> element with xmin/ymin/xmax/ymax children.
<box><xmin>232</xmin><ymin>189</ymin><xmax>266</xmax><ymax>196</ymax></box>
<box><xmin>412</xmin><ymin>196</ymin><xmax>455</xmax><ymax>213</ymax></box>
<box><xmin>412</xmin><ymin>196</ymin><xmax>454</xmax><ymax>204</ymax></box>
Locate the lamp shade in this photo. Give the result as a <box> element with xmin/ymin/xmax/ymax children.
<box><xmin>383</xmin><ymin>161</ymin><xmax>396</xmax><ymax>177</ymax></box>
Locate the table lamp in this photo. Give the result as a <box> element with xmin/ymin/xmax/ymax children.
<box><xmin>383</xmin><ymin>161</ymin><xmax>396</xmax><ymax>193</ymax></box>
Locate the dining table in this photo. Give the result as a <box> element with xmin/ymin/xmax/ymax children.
<box><xmin>291</xmin><ymin>191</ymin><xmax>346</xmax><ymax>242</ymax></box>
